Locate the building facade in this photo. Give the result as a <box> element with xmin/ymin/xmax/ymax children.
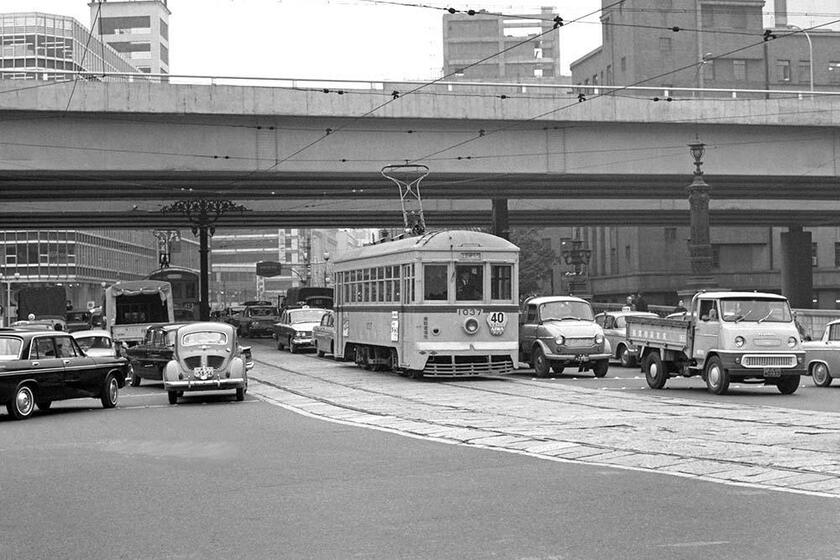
<box><xmin>90</xmin><ymin>0</ymin><xmax>170</xmax><ymax>75</ymax></box>
<box><xmin>442</xmin><ymin>7</ymin><xmax>565</xmax><ymax>81</ymax></box>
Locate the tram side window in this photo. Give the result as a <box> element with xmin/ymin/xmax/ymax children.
<box><xmin>455</xmin><ymin>265</ymin><xmax>483</xmax><ymax>301</ymax></box>
<box><xmin>491</xmin><ymin>264</ymin><xmax>512</xmax><ymax>300</ymax></box>
<box><xmin>424</xmin><ymin>264</ymin><xmax>448</xmax><ymax>301</ymax></box>
<box><xmin>402</xmin><ymin>263</ymin><xmax>414</xmax><ymax>304</ymax></box>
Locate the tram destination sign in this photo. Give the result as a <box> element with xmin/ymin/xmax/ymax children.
<box><xmin>256</xmin><ymin>261</ymin><xmax>283</xmax><ymax>277</ymax></box>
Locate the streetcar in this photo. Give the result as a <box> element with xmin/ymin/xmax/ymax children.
<box><xmin>333</xmin><ymin>230</ymin><xmax>519</xmax><ymax>378</ymax></box>
<box><xmin>146</xmin><ymin>267</ymin><xmax>200</xmax><ymax>322</ymax></box>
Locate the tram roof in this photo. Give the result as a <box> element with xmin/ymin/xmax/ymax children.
<box><xmin>335</xmin><ymin>230</ymin><xmax>519</xmax><ymax>264</ymax></box>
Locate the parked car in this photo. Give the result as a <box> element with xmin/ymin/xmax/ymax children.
<box><xmin>274</xmin><ymin>307</ymin><xmax>330</xmax><ymax>353</ymax></box>
<box><xmin>519</xmin><ymin>296</ymin><xmax>611</xmax><ymax>378</ymax></box>
<box><xmin>594</xmin><ymin>310</ymin><xmax>659</xmax><ymax>367</ymax></box>
<box><xmin>235</xmin><ymin>304</ymin><xmax>280</xmax><ymax>338</ymax></box>
<box><xmin>802</xmin><ymin>318</ymin><xmax>840</xmax><ymax>387</ymax></box>
<box><xmin>125</xmin><ymin>323</ymin><xmax>184</xmax><ymax>387</ymax></box>
<box><xmin>162</xmin><ymin>322</ymin><xmax>252</xmax><ymax>404</ymax></box>
<box><xmin>10</xmin><ymin>318</ymin><xmax>66</xmax><ymax>331</ymax></box>
<box><xmin>313</xmin><ymin>310</ymin><xmax>335</xmax><ymax>357</ymax></box>
<box><xmin>65</xmin><ymin>310</ymin><xmax>93</xmax><ymax>332</ymax></box>
<box><xmin>71</xmin><ymin>329</ymin><xmax>120</xmax><ymax>359</ymax></box>
<box><xmin>0</xmin><ymin>329</ymin><xmax>128</xmax><ymax>420</ymax></box>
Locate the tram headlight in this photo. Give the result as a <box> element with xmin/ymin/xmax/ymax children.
<box><xmin>463</xmin><ymin>317</ymin><xmax>480</xmax><ymax>335</ymax></box>
<box><xmin>735</xmin><ymin>336</ymin><xmax>745</xmax><ymax>348</ymax></box>
<box><xmin>555</xmin><ymin>335</ymin><xmax>565</xmax><ymax>346</ymax></box>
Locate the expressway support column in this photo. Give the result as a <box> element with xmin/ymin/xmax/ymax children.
<box><xmin>780</xmin><ymin>226</ymin><xmax>813</xmax><ymax>308</ymax></box>
<box><xmin>491</xmin><ymin>198</ymin><xmax>510</xmax><ymax>240</ymax></box>
<box><xmin>199</xmin><ymin>226</ymin><xmax>210</xmax><ymax>321</ymax></box>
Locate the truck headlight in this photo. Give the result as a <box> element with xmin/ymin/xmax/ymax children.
<box><xmin>594</xmin><ymin>333</ymin><xmax>604</xmax><ymax>344</ymax></box>
<box><xmin>788</xmin><ymin>336</ymin><xmax>797</xmax><ymax>347</ymax></box>
<box><xmin>735</xmin><ymin>336</ymin><xmax>745</xmax><ymax>348</ymax></box>
<box><xmin>555</xmin><ymin>335</ymin><xmax>565</xmax><ymax>345</ymax></box>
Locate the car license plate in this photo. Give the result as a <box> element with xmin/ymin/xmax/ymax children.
<box><xmin>193</xmin><ymin>366</ymin><xmax>214</xmax><ymax>379</ymax></box>
<box><xmin>763</xmin><ymin>368</ymin><xmax>782</xmax><ymax>377</ymax></box>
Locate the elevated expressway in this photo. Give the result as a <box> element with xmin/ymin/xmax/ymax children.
<box><xmin>0</xmin><ymin>79</ymin><xmax>839</xmax><ymax>229</ymax></box>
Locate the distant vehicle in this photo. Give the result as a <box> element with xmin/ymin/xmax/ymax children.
<box><xmin>274</xmin><ymin>307</ymin><xmax>330</xmax><ymax>353</ymax></box>
<box><xmin>10</xmin><ymin>319</ymin><xmax>66</xmax><ymax>331</ymax></box>
<box><xmin>802</xmin><ymin>319</ymin><xmax>840</xmax><ymax>387</ymax></box>
<box><xmin>520</xmin><ymin>296</ymin><xmax>610</xmax><ymax>378</ymax></box>
<box><xmin>280</xmin><ymin>287</ymin><xmax>333</xmax><ymax>311</ymax></box>
<box><xmin>104</xmin><ymin>280</ymin><xmax>175</xmax><ymax>346</ymax></box>
<box><xmin>333</xmin><ymin>230</ymin><xmax>519</xmax><ymax>377</ymax></box>
<box><xmin>125</xmin><ymin>323</ymin><xmax>185</xmax><ymax>386</ymax></box>
<box><xmin>65</xmin><ymin>310</ymin><xmax>93</xmax><ymax>333</ymax></box>
<box><xmin>235</xmin><ymin>304</ymin><xmax>280</xmax><ymax>338</ymax></box>
<box><xmin>146</xmin><ymin>267</ymin><xmax>200</xmax><ymax>322</ymax></box>
<box><xmin>594</xmin><ymin>310</ymin><xmax>658</xmax><ymax>368</ymax></box>
<box><xmin>15</xmin><ymin>286</ymin><xmax>67</xmax><ymax>325</ymax></box>
<box><xmin>0</xmin><ymin>329</ymin><xmax>129</xmax><ymax>420</ymax></box>
<box><xmin>71</xmin><ymin>329</ymin><xmax>120</xmax><ymax>359</ymax></box>
<box><xmin>312</xmin><ymin>310</ymin><xmax>335</xmax><ymax>357</ymax></box>
<box><xmin>627</xmin><ymin>291</ymin><xmax>805</xmax><ymax>394</ymax></box>
<box><xmin>162</xmin><ymin>322</ymin><xmax>252</xmax><ymax>404</ymax></box>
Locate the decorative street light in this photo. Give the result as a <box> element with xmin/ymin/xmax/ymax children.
<box><xmin>1</xmin><ymin>272</ymin><xmax>21</xmax><ymax>327</ymax></box>
<box><xmin>160</xmin><ymin>199</ymin><xmax>249</xmax><ymax>321</ymax></box>
<box><xmin>685</xmin><ymin>138</ymin><xmax>717</xmax><ymax>291</ymax></box>
<box><xmin>561</xmin><ymin>237</ymin><xmax>592</xmax><ymax>276</ymax></box>
<box><xmin>323</xmin><ymin>252</ymin><xmax>331</xmax><ymax>286</ymax></box>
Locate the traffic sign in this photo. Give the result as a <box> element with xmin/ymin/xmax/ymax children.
<box><xmin>256</xmin><ymin>261</ymin><xmax>283</xmax><ymax>277</ymax></box>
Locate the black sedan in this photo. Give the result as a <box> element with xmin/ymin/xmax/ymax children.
<box><xmin>0</xmin><ymin>329</ymin><xmax>129</xmax><ymax>420</ymax></box>
<box><xmin>125</xmin><ymin>323</ymin><xmax>184</xmax><ymax>386</ymax></box>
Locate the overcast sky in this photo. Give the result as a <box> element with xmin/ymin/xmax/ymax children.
<box><xmin>12</xmin><ymin>0</ymin><xmax>604</xmax><ymax>80</ymax></box>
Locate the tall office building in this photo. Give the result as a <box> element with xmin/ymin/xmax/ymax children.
<box><xmin>442</xmin><ymin>6</ymin><xmax>565</xmax><ymax>81</ymax></box>
<box><xmin>89</xmin><ymin>0</ymin><xmax>170</xmax><ymax>75</ymax></box>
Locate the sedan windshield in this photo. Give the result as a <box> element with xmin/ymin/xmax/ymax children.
<box><xmin>540</xmin><ymin>301</ymin><xmax>594</xmax><ymax>321</ymax></box>
<box><xmin>0</xmin><ymin>337</ymin><xmax>23</xmax><ymax>360</ymax></box>
<box><xmin>249</xmin><ymin>307</ymin><xmax>277</xmax><ymax>317</ymax></box>
<box><xmin>289</xmin><ymin>310</ymin><xmax>327</xmax><ymax>323</ymax></box>
<box><xmin>721</xmin><ymin>299</ymin><xmax>792</xmax><ymax>323</ymax></box>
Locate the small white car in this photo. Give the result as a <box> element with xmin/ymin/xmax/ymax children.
<box><xmin>71</xmin><ymin>329</ymin><xmax>120</xmax><ymax>359</ymax></box>
<box><xmin>802</xmin><ymin>319</ymin><xmax>840</xmax><ymax>387</ymax></box>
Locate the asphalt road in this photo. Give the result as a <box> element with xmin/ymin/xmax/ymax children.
<box><xmin>0</xmin><ymin>351</ymin><xmax>838</xmax><ymax>560</ymax></box>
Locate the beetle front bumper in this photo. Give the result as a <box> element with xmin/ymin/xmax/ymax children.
<box><xmin>545</xmin><ymin>352</ymin><xmax>611</xmax><ymax>363</ymax></box>
<box><xmin>164</xmin><ymin>377</ymin><xmax>247</xmax><ymax>392</ymax></box>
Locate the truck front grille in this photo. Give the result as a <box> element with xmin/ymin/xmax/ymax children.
<box><xmin>742</xmin><ymin>354</ymin><xmax>797</xmax><ymax>368</ymax></box>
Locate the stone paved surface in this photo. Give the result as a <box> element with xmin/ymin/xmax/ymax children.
<box><xmin>249</xmin><ymin>354</ymin><xmax>840</xmax><ymax>498</ymax></box>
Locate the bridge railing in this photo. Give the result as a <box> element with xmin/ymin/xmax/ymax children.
<box><xmin>8</xmin><ymin>71</ymin><xmax>840</xmax><ymax>101</ymax></box>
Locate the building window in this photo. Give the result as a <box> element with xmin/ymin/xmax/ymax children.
<box><xmin>624</xmin><ymin>245</ymin><xmax>631</xmax><ymax>265</ymax></box>
<box><xmin>659</xmin><ymin>37</ymin><xmax>671</xmax><ymax>51</ymax></box>
<box><xmin>798</xmin><ymin>60</ymin><xmax>811</xmax><ymax>84</ymax></box>
<box><xmin>160</xmin><ymin>18</ymin><xmax>169</xmax><ymax>41</ymax></box>
<box><xmin>533</xmin><ymin>68</ymin><xmax>543</xmax><ymax>78</ymax></box>
<box><xmin>703</xmin><ymin>60</ymin><xmax>715</xmax><ymax>81</ymax></box>
<box><xmin>777</xmin><ymin>59</ymin><xmax>791</xmax><ymax>82</ymax></box>
<box><xmin>733</xmin><ymin>59</ymin><xmax>747</xmax><ymax>81</ymax></box>
<box><xmin>664</xmin><ymin>228</ymin><xmax>677</xmax><ymax>241</ymax></box>
<box><xmin>620</xmin><ymin>56</ymin><xmax>626</xmax><ymax>72</ymax></box>
<box><xmin>813</xmin><ymin>242</ymin><xmax>819</xmax><ymax>267</ymax></box>
<box><xmin>712</xmin><ymin>245</ymin><xmax>720</xmax><ymax>269</ymax></box>
<box><xmin>829</xmin><ymin>62</ymin><xmax>840</xmax><ymax>84</ymax></box>
<box><xmin>533</xmin><ymin>47</ymin><xmax>543</xmax><ymax>59</ymax></box>
<box><xmin>834</xmin><ymin>242</ymin><xmax>840</xmax><ymax>267</ymax></box>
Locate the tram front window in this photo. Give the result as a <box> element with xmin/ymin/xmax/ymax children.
<box><xmin>456</xmin><ymin>265</ymin><xmax>483</xmax><ymax>301</ymax></box>
<box><xmin>424</xmin><ymin>264</ymin><xmax>448</xmax><ymax>301</ymax></box>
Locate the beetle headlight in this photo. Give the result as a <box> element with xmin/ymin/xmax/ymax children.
<box><xmin>788</xmin><ymin>336</ymin><xmax>797</xmax><ymax>347</ymax></box>
<box><xmin>735</xmin><ymin>336</ymin><xmax>745</xmax><ymax>348</ymax></box>
<box><xmin>595</xmin><ymin>333</ymin><xmax>604</xmax><ymax>344</ymax></box>
<box><xmin>463</xmin><ymin>317</ymin><xmax>480</xmax><ymax>335</ymax></box>
<box><xmin>555</xmin><ymin>335</ymin><xmax>565</xmax><ymax>345</ymax></box>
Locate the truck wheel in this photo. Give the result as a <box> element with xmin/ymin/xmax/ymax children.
<box><xmin>812</xmin><ymin>363</ymin><xmax>833</xmax><ymax>387</ymax></box>
<box><xmin>777</xmin><ymin>375</ymin><xmax>800</xmax><ymax>395</ymax></box>
<box><xmin>618</xmin><ymin>345</ymin><xmax>636</xmax><ymax>368</ymax></box>
<box><xmin>704</xmin><ymin>356</ymin><xmax>729</xmax><ymax>395</ymax></box>
<box><xmin>644</xmin><ymin>352</ymin><xmax>667</xmax><ymax>389</ymax></box>
<box><xmin>592</xmin><ymin>359</ymin><xmax>609</xmax><ymax>378</ymax></box>
<box><xmin>532</xmin><ymin>347</ymin><xmax>550</xmax><ymax>378</ymax></box>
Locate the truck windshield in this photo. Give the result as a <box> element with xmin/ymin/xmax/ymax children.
<box><xmin>540</xmin><ymin>301</ymin><xmax>594</xmax><ymax>321</ymax></box>
<box><xmin>721</xmin><ymin>299</ymin><xmax>792</xmax><ymax>323</ymax></box>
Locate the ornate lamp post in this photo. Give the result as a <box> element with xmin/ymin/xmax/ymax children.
<box><xmin>160</xmin><ymin>199</ymin><xmax>248</xmax><ymax>321</ymax></box>
<box><xmin>153</xmin><ymin>230</ymin><xmax>181</xmax><ymax>269</ymax></box>
<box><xmin>685</xmin><ymin>139</ymin><xmax>717</xmax><ymax>292</ymax></box>
<box><xmin>323</xmin><ymin>252</ymin><xmax>331</xmax><ymax>286</ymax></box>
<box><xmin>561</xmin><ymin>236</ymin><xmax>592</xmax><ymax>296</ymax></box>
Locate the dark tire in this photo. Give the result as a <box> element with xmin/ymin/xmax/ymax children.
<box><xmin>618</xmin><ymin>345</ymin><xmax>637</xmax><ymax>368</ymax></box>
<box><xmin>36</xmin><ymin>400</ymin><xmax>52</xmax><ymax>411</ymax></box>
<box><xmin>777</xmin><ymin>375</ymin><xmax>800</xmax><ymax>395</ymax></box>
<box><xmin>130</xmin><ymin>371</ymin><xmax>141</xmax><ymax>387</ymax></box>
<box><xmin>100</xmin><ymin>373</ymin><xmax>119</xmax><ymax>408</ymax></box>
<box><xmin>235</xmin><ymin>387</ymin><xmax>245</xmax><ymax>401</ymax></box>
<box><xmin>316</xmin><ymin>341</ymin><xmax>325</xmax><ymax>358</ymax></box>
<box><xmin>704</xmin><ymin>356</ymin><xmax>729</xmax><ymax>395</ymax></box>
<box><xmin>644</xmin><ymin>352</ymin><xmax>668</xmax><ymax>389</ymax></box>
<box><xmin>812</xmin><ymin>363</ymin><xmax>833</xmax><ymax>387</ymax></box>
<box><xmin>532</xmin><ymin>346</ymin><xmax>550</xmax><ymax>378</ymax></box>
<box><xmin>592</xmin><ymin>359</ymin><xmax>609</xmax><ymax>378</ymax></box>
<box><xmin>551</xmin><ymin>363</ymin><xmax>565</xmax><ymax>374</ymax></box>
<box><xmin>6</xmin><ymin>384</ymin><xmax>35</xmax><ymax>420</ymax></box>
<box><xmin>167</xmin><ymin>391</ymin><xmax>178</xmax><ymax>405</ymax></box>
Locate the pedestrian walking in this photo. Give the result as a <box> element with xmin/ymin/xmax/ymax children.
<box><xmin>634</xmin><ymin>292</ymin><xmax>648</xmax><ymax>312</ymax></box>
